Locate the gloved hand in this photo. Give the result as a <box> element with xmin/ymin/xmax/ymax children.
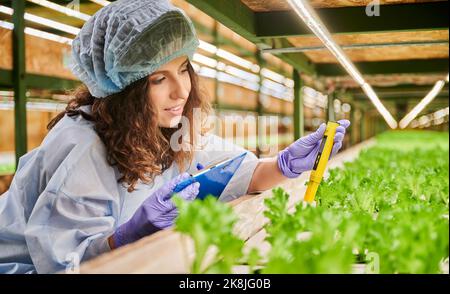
<box><xmin>112</xmin><ymin>173</ymin><xmax>200</xmax><ymax>248</ymax></box>
<box><xmin>277</xmin><ymin>120</ymin><xmax>351</xmax><ymax>178</ymax></box>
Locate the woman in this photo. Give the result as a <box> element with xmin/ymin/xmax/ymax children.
<box><xmin>0</xmin><ymin>0</ymin><xmax>349</xmax><ymax>274</ymax></box>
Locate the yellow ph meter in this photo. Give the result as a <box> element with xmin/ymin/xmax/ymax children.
<box><xmin>303</xmin><ymin>121</ymin><xmax>340</xmax><ymax>203</ymax></box>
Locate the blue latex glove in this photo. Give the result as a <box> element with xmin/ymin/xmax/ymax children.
<box><xmin>277</xmin><ymin>120</ymin><xmax>351</xmax><ymax>178</ymax></box>
<box><xmin>113</xmin><ymin>173</ymin><xmax>200</xmax><ymax>248</ymax></box>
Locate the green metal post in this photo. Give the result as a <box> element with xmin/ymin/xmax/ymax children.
<box><xmin>350</xmin><ymin>104</ymin><xmax>357</xmax><ymax>145</ymax></box>
<box><xmin>395</xmin><ymin>101</ymin><xmax>408</xmax><ymax>122</ymax></box>
<box><xmin>360</xmin><ymin>109</ymin><xmax>366</xmax><ymax>142</ymax></box>
<box><xmin>213</xmin><ymin>21</ymin><xmax>220</xmax><ymax>108</ymax></box>
<box><xmin>327</xmin><ymin>92</ymin><xmax>336</xmax><ymax>122</ymax></box>
<box><xmin>256</xmin><ymin>51</ymin><xmax>265</xmax><ymax>157</ymax></box>
<box><xmin>293</xmin><ymin>69</ymin><xmax>304</xmax><ymax>140</ymax></box>
<box><xmin>13</xmin><ymin>0</ymin><xmax>27</xmax><ymax>167</ymax></box>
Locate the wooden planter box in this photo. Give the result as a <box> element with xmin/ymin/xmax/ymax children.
<box><xmin>78</xmin><ymin>139</ymin><xmax>375</xmax><ymax>274</ymax></box>
<box><xmin>0</xmin><ymin>174</ymin><xmax>13</xmax><ymax>195</ymax></box>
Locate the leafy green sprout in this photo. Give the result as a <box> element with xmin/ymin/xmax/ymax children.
<box><xmin>172</xmin><ymin>131</ymin><xmax>449</xmax><ymax>274</ymax></box>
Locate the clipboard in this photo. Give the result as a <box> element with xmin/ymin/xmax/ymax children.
<box><xmin>173</xmin><ymin>152</ymin><xmax>247</xmax><ymax>200</ymax></box>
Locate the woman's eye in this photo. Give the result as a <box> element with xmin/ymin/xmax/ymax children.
<box><xmin>152</xmin><ymin>77</ymin><xmax>165</xmax><ymax>85</ymax></box>
<box><xmin>181</xmin><ymin>68</ymin><xmax>189</xmax><ymax>73</ymax></box>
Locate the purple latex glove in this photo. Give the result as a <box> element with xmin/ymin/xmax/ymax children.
<box><xmin>113</xmin><ymin>173</ymin><xmax>200</xmax><ymax>248</ymax></box>
<box><xmin>277</xmin><ymin>120</ymin><xmax>351</xmax><ymax>178</ymax></box>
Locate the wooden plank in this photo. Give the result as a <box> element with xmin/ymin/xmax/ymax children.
<box><xmin>324</xmin><ymin>73</ymin><xmax>448</xmax><ymax>88</ymax></box>
<box><xmin>13</xmin><ymin>0</ymin><xmax>27</xmax><ymax>165</ymax></box>
<box><xmin>80</xmin><ymin>138</ymin><xmax>376</xmax><ymax>274</ymax></box>
<box><xmin>256</xmin><ymin>2</ymin><xmax>448</xmax><ymax>38</ymax></box>
<box><xmin>0</xmin><ymin>175</ymin><xmax>14</xmax><ymax>195</ymax></box>
<box><xmin>287</xmin><ymin>30</ymin><xmax>449</xmax><ymax>48</ymax></box>
<box><xmin>0</xmin><ymin>109</ymin><xmax>60</xmax><ymax>152</ymax></box>
<box><xmin>317</xmin><ymin>58</ymin><xmax>449</xmax><ymax>76</ymax></box>
<box><xmin>79</xmin><ymin>230</ymin><xmax>192</xmax><ymax>274</ymax></box>
<box><xmin>0</xmin><ymin>28</ymin><xmax>76</xmax><ymax>80</ymax></box>
<box><xmin>293</xmin><ymin>69</ymin><xmax>304</xmax><ymax>140</ymax></box>
<box><xmin>241</xmin><ymin>0</ymin><xmax>445</xmax><ymax>12</ymax></box>
<box><xmin>217</xmin><ymin>83</ymin><xmax>258</xmax><ymax>109</ymax></box>
<box><xmin>304</xmin><ymin>44</ymin><xmax>449</xmax><ymax>63</ymax></box>
<box><xmin>186</xmin><ymin>0</ymin><xmax>316</xmax><ymax>75</ymax></box>
<box><xmin>0</xmin><ymin>28</ymin><xmax>12</xmax><ymax>70</ymax></box>
<box><xmin>172</xmin><ymin>0</ymin><xmax>216</xmax><ymax>31</ymax></box>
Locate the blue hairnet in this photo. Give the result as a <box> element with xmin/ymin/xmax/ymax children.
<box><xmin>70</xmin><ymin>0</ymin><xmax>199</xmax><ymax>98</ymax></box>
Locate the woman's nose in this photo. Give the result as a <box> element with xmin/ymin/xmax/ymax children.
<box><xmin>170</xmin><ymin>77</ymin><xmax>190</xmax><ymax>100</ymax></box>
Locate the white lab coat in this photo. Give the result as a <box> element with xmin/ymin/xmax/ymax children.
<box><xmin>0</xmin><ymin>107</ymin><xmax>258</xmax><ymax>274</ymax></box>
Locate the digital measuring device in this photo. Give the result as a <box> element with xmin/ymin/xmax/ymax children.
<box><xmin>303</xmin><ymin>121</ymin><xmax>340</xmax><ymax>203</ymax></box>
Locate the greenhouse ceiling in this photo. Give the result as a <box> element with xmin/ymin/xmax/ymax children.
<box><xmin>0</xmin><ymin>0</ymin><xmax>448</xmax><ymax>109</ymax></box>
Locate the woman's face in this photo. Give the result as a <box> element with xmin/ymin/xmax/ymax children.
<box><xmin>148</xmin><ymin>56</ymin><xmax>192</xmax><ymax>128</ymax></box>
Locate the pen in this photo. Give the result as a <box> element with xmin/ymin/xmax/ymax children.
<box><xmin>172</xmin><ymin>162</ymin><xmax>204</xmax><ymax>193</ymax></box>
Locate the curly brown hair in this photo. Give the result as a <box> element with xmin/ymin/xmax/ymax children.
<box><xmin>48</xmin><ymin>63</ymin><xmax>211</xmax><ymax>192</ymax></box>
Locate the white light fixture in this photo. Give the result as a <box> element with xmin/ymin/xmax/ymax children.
<box><xmin>0</xmin><ymin>100</ymin><xmax>66</xmax><ymax>112</ymax></box>
<box><xmin>242</xmin><ymin>80</ymin><xmax>260</xmax><ymax>92</ymax></box>
<box><xmin>0</xmin><ymin>19</ymin><xmax>13</xmax><ymax>30</ymax></box>
<box><xmin>193</xmin><ymin>53</ymin><xmax>218</xmax><ymax>68</ymax></box>
<box><xmin>284</xmin><ymin>78</ymin><xmax>295</xmax><ymax>88</ymax></box>
<box><xmin>287</xmin><ymin>0</ymin><xmax>398</xmax><ymax>128</ymax></box>
<box><xmin>216</xmin><ymin>62</ymin><xmax>227</xmax><ymax>71</ymax></box>
<box><xmin>217</xmin><ymin>71</ymin><xmax>242</xmax><ymax>86</ymax></box>
<box><xmin>217</xmin><ymin>49</ymin><xmax>255</xmax><ymax>71</ymax></box>
<box><xmin>3</xmin><ymin>1</ymin><xmax>295</xmax><ymax>104</ymax></box>
<box><xmin>26</xmin><ymin>0</ymin><xmax>91</xmax><ymax>21</ymax></box>
<box><xmin>190</xmin><ymin>62</ymin><xmax>201</xmax><ymax>72</ymax></box>
<box><xmin>303</xmin><ymin>86</ymin><xmax>328</xmax><ymax>108</ymax></box>
<box><xmin>199</xmin><ymin>67</ymin><xmax>218</xmax><ymax>79</ymax></box>
<box><xmin>418</xmin><ymin>115</ymin><xmax>432</xmax><ymax>127</ymax></box>
<box><xmin>361</xmin><ymin>83</ymin><xmax>398</xmax><ymax>128</ymax></box>
<box><xmin>410</xmin><ymin>119</ymin><xmax>419</xmax><ymax>128</ymax></box>
<box><xmin>261</xmin><ymin>68</ymin><xmax>285</xmax><ymax>84</ymax></box>
<box><xmin>225</xmin><ymin>65</ymin><xmax>260</xmax><ymax>83</ymax></box>
<box><xmin>410</xmin><ymin>106</ymin><xmax>449</xmax><ymax>128</ymax></box>
<box><xmin>433</xmin><ymin>107</ymin><xmax>449</xmax><ymax>120</ymax></box>
<box><xmin>263</xmin><ymin>79</ymin><xmax>287</xmax><ymax>93</ymax></box>
<box><xmin>0</xmin><ymin>5</ymin><xmax>80</xmax><ymax>35</ymax></box>
<box><xmin>250</xmin><ymin>64</ymin><xmax>261</xmax><ymax>73</ymax></box>
<box><xmin>199</xmin><ymin>40</ymin><xmax>218</xmax><ymax>55</ymax></box>
<box><xmin>0</xmin><ymin>90</ymin><xmax>14</xmax><ymax>97</ymax></box>
<box><xmin>0</xmin><ymin>20</ymin><xmax>73</xmax><ymax>45</ymax></box>
<box><xmin>89</xmin><ymin>0</ymin><xmax>111</xmax><ymax>6</ymax></box>
<box><xmin>342</xmin><ymin>103</ymin><xmax>351</xmax><ymax>113</ymax></box>
<box><xmin>26</xmin><ymin>26</ymin><xmax>73</xmax><ymax>44</ymax></box>
<box><xmin>197</xmin><ymin>39</ymin><xmax>295</xmax><ymax>99</ymax></box>
<box><xmin>434</xmin><ymin>117</ymin><xmax>445</xmax><ymax>126</ymax></box>
<box><xmin>399</xmin><ymin>79</ymin><xmax>447</xmax><ymax>129</ymax></box>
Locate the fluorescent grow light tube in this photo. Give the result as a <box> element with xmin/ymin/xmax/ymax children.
<box><xmin>216</xmin><ymin>49</ymin><xmax>259</xmax><ymax>72</ymax></box>
<box><xmin>225</xmin><ymin>65</ymin><xmax>260</xmax><ymax>83</ymax></box>
<box><xmin>287</xmin><ymin>0</ymin><xmax>398</xmax><ymax>128</ymax></box>
<box><xmin>434</xmin><ymin>106</ymin><xmax>449</xmax><ymax>120</ymax></box>
<box><xmin>361</xmin><ymin>83</ymin><xmax>398</xmax><ymax>129</ymax></box>
<box><xmin>261</xmin><ymin>68</ymin><xmax>285</xmax><ymax>84</ymax></box>
<box><xmin>0</xmin><ymin>20</ymin><xmax>73</xmax><ymax>45</ymax></box>
<box><xmin>0</xmin><ymin>5</ymin><xmax>80</xmax><ymax>35</ymax></box>
<box><xmin>199</xmin><ymin>39</ymin><xmax>296</xmax><ymax>92</ymax></box>
<box><xmin>89</xmin><ymin>0</ymin><xmax>111</xmax><ymax>6</ymax></box>
<box><xmin>193</xmin><ymin>53</ymin><xmax>218</xmax><ymax>68</ymax></box>
<box><xmin>199</xmin><ymin>40</ymin><xmax>218</xmax><ymax>55</ymax></box>
<box><xmin>287</xmin><ymin>0</ymin><xmax>365</xmax><ymax>86</ymax></box>
<box><xmin>26</xmin><ymin>0</ymin><xmax>90</xmax><ymax>21</ymax></box>
<box><xmin>399</xmin><ymin>79</ymin><xmax>447</xmax><ymax>129</ymax></box>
